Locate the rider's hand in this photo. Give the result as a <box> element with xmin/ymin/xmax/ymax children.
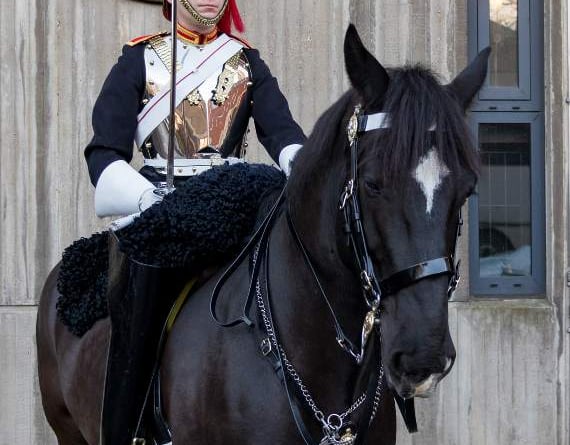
<box><xmin>95</xmin><ymin>160</ymin><xmax>157</xmax><ymax>217</ymax></box>
<box><xmin>138</xmin><ymin>188</ymin><xmax>164</xmax><ymax>212</ymax></box>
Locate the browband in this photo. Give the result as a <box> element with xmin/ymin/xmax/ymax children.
<box><xmin>359</xmin><ymin>112</ymin><xmax>391</xmax><ymax>132</ymax></box>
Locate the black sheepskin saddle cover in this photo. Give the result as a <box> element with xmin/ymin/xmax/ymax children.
<box><xmin>57</xmin><ymin>163</ymin><xmax>285</xmax><ymax>337</ymax></box>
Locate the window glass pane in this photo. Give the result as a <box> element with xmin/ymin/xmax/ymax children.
<box><xmin>478</xmin><ymin>123</ymin><xmax>531</xmax><ymax>278</ymax></box>
<box><xmin>489</xmin><ymin>0</ymin><xmax>519</xmax><ymax>86</ymax></box>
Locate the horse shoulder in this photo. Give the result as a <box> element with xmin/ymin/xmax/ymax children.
<box><xmin>160</xmin><ymin>270</ymin><xmax>292</xmax><ymax>443</ymax></box>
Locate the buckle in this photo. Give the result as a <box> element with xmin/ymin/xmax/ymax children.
<box><xmin>447</xmin><ymin>260</ymin><xmax>461</xmax><ymax>299</ymax></box>
<box><xmin>339</xmin><ymin>179</ymin><xmax>354</xmax><ymax>210</ymax></box>
<box><xmin>260</xmin><ymin>338</ymin><xmax>272</xmax><ymax>356</ymax></box>
<box><xmin>360</xmin><ymin>270</ymin><xmax>373</xmax><ymax>292</ymax></box>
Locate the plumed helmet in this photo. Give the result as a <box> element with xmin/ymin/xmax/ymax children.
<box><xmin>162</xmin><ymin>0</ymin><xmax>244</xmax><ymax>34</ymax></box>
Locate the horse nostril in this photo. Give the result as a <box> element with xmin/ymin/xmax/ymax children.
<box><xmin>411</xmin><ymin>369</ymin><xmax>432</xmax><ymax>383</ymax></box>
<box><xmin>390</xmin><ymin>352</ymin><xmax>434</xmax><ymax>383</ymax></box>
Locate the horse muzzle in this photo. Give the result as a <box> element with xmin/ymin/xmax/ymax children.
<box><xmin>411</xmin><ymin>372</ymin><xmax>444</xmax><ymax>398</ymax></box>
<box><xmin>387</xmin><ymin>371</ymin><xmax>443</xmax><ymax>399</ymax></box>
<box><xmin>386</xmin><ymin>355</ymin><xmax>455</xmax><ymax>399</ymax></box>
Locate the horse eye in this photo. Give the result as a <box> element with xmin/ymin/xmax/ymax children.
<box><xmin>364</xmin><ymin>179</ymin><xmax>382</xmax><ymax>194</ymax></box>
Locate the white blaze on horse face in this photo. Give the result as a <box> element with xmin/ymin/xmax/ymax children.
<box><xmin>413</xmin><ymin>148</ymin><xmax>450</xmax><ymax>215</ymax></box>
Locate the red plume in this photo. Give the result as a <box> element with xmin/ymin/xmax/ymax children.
<box><xmin>218</xmin><ymin>0</ymin><xmax>245</xmax><ymax>35</ymax></box>
<box><xmin>163</xmin><ymin>0</ymin><xmax>171</xmax><ymax>20</ymax></box>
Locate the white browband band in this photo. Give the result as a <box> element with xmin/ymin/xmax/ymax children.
<box><xmin>361</xmin><ymin>113</ymin><xmax>435</xmax><ymax>132</ymax></box>
<box><xmin>362</xmin><ymin>112</ymin><xmax>391</xmax><ymax>131</ymax></box>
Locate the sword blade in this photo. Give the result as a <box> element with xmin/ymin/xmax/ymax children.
<box><xmin>166</xmin><ymin>0</ymin><xmax>178</xmax><ymax>191</ymax></box>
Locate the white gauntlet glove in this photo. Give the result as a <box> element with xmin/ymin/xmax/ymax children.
<box><xmin>94</xmin><ymin>160</ymin><xmax>160</xmax><ymax>217</ymax></box>
<box><xmin>278</xmin><ymin>144</ymin><xmax>303</xmax><ymax>177</ymax></box>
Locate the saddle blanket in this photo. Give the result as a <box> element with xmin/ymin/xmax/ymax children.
<box><xmin>57</xmin><ymin>163</ymin><xmax>285</xmax><ymax>336</ymax></box>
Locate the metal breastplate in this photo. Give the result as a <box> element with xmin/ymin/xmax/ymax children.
<box><xmin>141</xmin><ymin>36</ymin><xmax>251</xmax><ymax>160</ymax></box>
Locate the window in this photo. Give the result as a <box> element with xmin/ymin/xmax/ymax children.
<box><xmin>468</xmin><ymin>0</ymin><xmax>544</xmax><ymax>296</ymax></box>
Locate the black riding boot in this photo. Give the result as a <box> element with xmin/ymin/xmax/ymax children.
<box><xmin>100</xmin><ymin>233</ymin><xmax>184</xmax><ymax>445</ymax></box>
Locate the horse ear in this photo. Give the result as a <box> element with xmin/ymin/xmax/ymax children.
<box><xmin>344</xmin><ymin>24</ymin><xmax>389</xmax><ymax>105</ymax></box>
<box><xmin>447</xmin><ymin>47</ymin><xmax>491</xmax><ymax>110</ymax></box>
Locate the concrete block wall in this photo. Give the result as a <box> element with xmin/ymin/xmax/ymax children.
<box><xmin>0</xmin><ymin>1</ymin><xmax>567</xmax><ymax>444</ymax></box>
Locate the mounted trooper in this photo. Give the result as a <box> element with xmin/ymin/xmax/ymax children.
<box><xmin>86</xmin><ymin>0</ymin><xmax>305</xmax><ymax>215</ymax></box>
<box><xmin>84</xmin><ymin>1</ymin><xmax>306</xmax><ymax>443</ymax></box>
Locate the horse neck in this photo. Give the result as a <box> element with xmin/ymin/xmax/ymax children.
<box><xmin>266</xmin><ymin>187</ymin><xmax>367</xmax><ymax>359</ymax></box>
<box><xmin>264</xmin><ymin>207</ymin><xmax>374</xmax><ymax>418</ymax></box>
<box><xmin>285</xmin><ymin>161</ymin><xmax>362</xmax><ymax>301</ymax></box>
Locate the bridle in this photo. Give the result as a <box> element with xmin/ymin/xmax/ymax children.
<box><xmin>337</xmin><ymin>105</ymin><xmax>462</xmax><ymax>352</ymax></box>
<box><xmin>209</xmin><ymin>103</ymin><xmax>464</xmax><ymax>444</ymax></box>
<box><xmin>289</xmin><ymin>104</ymin><xmax>463</xmax><ymax>365</ymax></box>
<box><xmin>285</xmin><ymin>104</ymin><xmax>464</xmax><ymax>438</ymax></box>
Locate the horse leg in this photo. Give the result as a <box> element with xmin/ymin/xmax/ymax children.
<box><xmin>37</xmin><ymin>342</ymin><xmax>88</xmax><ymax>445</ymax></box>
<box><xmin>37</xmin><ymin>266</ymin><xmax>90</xmax><ymax>444</ymax></box>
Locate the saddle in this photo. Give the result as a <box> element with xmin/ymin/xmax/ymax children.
<box><xmin>56</xmin><ymin>162</ymin><xmax>285</xmax><ymax>337</ymax></box>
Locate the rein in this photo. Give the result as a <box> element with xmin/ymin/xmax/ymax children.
<box><xmin>210</xmin><ymin>187</ymin><xmax>286</xmax><ymax>328</ymax></box>
<box><xmin>209</xmin><ymin>104</ymin><xmax>464</xmax><ymax>444</ymax></box>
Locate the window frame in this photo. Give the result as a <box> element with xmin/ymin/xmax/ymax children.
<box><xmin>467</xmin><ymin>0</ymin><xmax>545</xmax><ymax>297</ymax></box>
<box><xmin>468</xmin><ymin>0</ymin><xmax>544</xmax><ymax>112</ymax></box>
<box><xmin>468</xmin><ymin>112</ymin><xmax>545</xmax><ymax>296</ymax></box>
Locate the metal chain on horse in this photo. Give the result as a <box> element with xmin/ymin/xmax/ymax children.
<box><xmin>255</xmin><ymin>270</ymin><xmax>384</xmax><ymax>442</ymax></box>
<box><xmin>369</xmin><ymin>356</ymin><xmax>385</xmax><ymax>423</ymax></box>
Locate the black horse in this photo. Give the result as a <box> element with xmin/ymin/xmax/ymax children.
<box><xmin>37</xmin><ymin>25</ymin><xmax>489</xmax><ymax>444</ymax></box>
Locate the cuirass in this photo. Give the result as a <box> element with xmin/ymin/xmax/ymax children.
<box><xmin>141</xmin><ymin>36</ymin><xmax>251</xmax><ymax>160</ymax></box>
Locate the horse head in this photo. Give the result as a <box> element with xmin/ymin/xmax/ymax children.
<box><xmin>289</xmin><ymin>25</ymin><xmax>489</xmax><ymax>401</ymax></box>
<box><xmin>343</xmin><ymin>25</ymin><xmax>490</xmax><ymax>399</ymax></box>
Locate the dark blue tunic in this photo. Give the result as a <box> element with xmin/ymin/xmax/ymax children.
<box><xmin>85</xmin><ymin>41</ymin><xmax>306</xmax><ymax>185</ymax></box>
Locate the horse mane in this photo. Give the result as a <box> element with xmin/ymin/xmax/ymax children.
<box><xmin>287</xmin><ymin>91</ymin><xmax>353</xmax><ymax>201</ymax></box>
<box><xmin>288</xmin><ymin>65</ymin><xmax>480</xmax><ymax>199</ymax></box>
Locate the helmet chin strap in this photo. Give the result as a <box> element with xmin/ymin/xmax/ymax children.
<box><xmin>179</xmin><ymin>0</ymin><xmax>229</xmax><ymax>28</ymax></box>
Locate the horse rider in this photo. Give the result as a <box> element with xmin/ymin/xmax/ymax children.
<box><xmin>84</xmin><ymin>0</ymin><xmax>306</xmax><ymax>443</ymax></box>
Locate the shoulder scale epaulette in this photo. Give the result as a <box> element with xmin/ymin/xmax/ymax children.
<box><xmin>126</xmin><ymin>31</ymin><xmax>170</xmax><ymax>47</ymax></box>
